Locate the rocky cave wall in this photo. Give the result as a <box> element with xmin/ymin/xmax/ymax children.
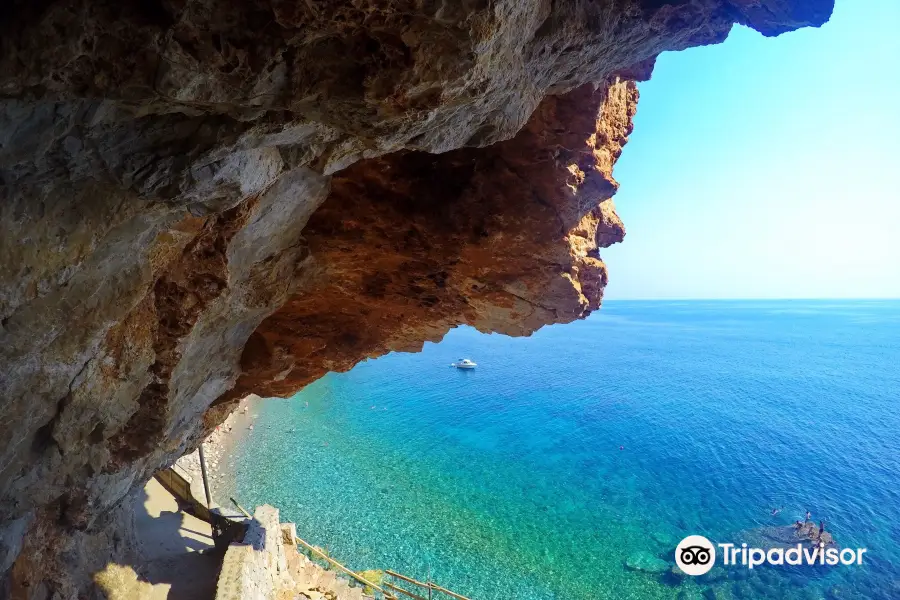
<box><xmin>0</xmin><ymin>0</ymin><xmax>833</xmax><ymax>597</ymax></box>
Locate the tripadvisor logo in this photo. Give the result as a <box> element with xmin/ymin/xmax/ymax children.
<box><xmin>675</xmin><ymin>535</ymin><xmax>717</xmax><ymax>576</ymax></box>
<box><xmin>675</xmin><ymin>535</ymin><xmax>868</xmax><ymax>576</ymax></box>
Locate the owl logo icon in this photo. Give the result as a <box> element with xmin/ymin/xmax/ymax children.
<box><xmin>675</xmin><ymin>535</ymin><xmax>716</xmax><ymax>576</ymax></box>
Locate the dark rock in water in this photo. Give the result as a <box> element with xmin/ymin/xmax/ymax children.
<box><xmin>826</xmin><ymin>585</ymin><xmax>867</xmax><ymax>600</ymax></box>
<box><xmin>748</xmin><ymin>574</ymin><xmax>777</xmax><ymax>597</ymax></box>
<box><xmin>705</xmin><ymin>584</ymin><xmax>736</xmax><ymax>600</ymax></box>
<box><xmin>758</xmin><ymin>569</ymin><xmax>782</xmax><ymax>587</ymax></box>
<box><xmin>651</xmin><ymin>531</ymin><xmax>677</xmax><ymax>547</ymax></box>
<box><xmin>797</xmin><ymin>587</ymin><xmax>827</xmax><ymax>600</ymax></box>
<box><xmin>698</xmin><ymin>566</ymin><xmax>728</xmax><ymax>584</ymax></box>
<box><xmin>736</xmin><ymin>525</ymin><xmax>798</xmax><ymax>548</ymax></box>
<box><xmin>732</xmin><ymin>580</ymin><xmax>754</xmax><ymax>599</ymax></box>
<box><xmin>661</xmin><ymin>564</ymin><xmax>687</xmax><ymax>586</ymax></box>
<box><xmin>677</xmin><ymin>587</ymin><xmax>705</xmax><ymax>600</ymax></box>
<box><xmin>624</xmin><ymin>550</ymin><xmax>670</xmax><ymax>574</ymax></box>
<box><xmin>736</xmin><ymin>525</ymin><xmax>838</xmax><ymax>551</ymax></box>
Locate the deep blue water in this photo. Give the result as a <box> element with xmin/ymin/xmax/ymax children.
<box><xmin>227</xmin><ymin>300</ymin><xmax>900</xmax><ymax>600</ymax></box>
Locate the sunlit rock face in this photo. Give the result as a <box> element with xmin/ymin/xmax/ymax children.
<box><xmin>0</xmin><ymin>0</ymin><xmax>832</xmax><ymax>596</ymax></box>
<box><xmin>221</xmin><ymin>80</ymin><xmax>634</xmax><ymax>403</ymax></box>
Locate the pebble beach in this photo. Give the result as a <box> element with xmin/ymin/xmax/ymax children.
<box><xmin>176</xmin><ymin>394</ymin><xmax>262</xmax><ymax>505</ymax></box>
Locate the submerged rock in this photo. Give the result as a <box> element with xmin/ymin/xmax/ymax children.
<box><xmin>651</xmin><ymin>531</ymin><xmax>678</xmax><ymax>548</ymax></box>
<box><xmin>737</xmin><ymin>524</ymin><xmax>838</xmax><ymax>551</ymax></box>
<box><xmin>705</xmin><ymin>584</ymin><xmax>736</xmax><ymax>600</ymax></box>
<box><xmin>825</xmin><ymin>585</ymin><xmax>870</xmax><ymax>600</ymax></box>
<box><xmin>732</xmin><ymin>580</ymin><xmax>755</xmax><ymax>598</ymax></box>
<box><xmin>625</xmin><ymin>550</ymin><xmax>670</xmax><ymax>574</ymax></box>
<box><xmin>678</xmin><ymin>587</ymin><xmax>706</xmax><ymax>600</ymax></box>
<box><xmin>699</xmin><ymin>566</ymin><xmax>729</xmax><ymax>584</ymax></box>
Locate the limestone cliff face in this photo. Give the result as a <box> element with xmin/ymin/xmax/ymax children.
<box><xmin>222</xmin><ymin>80</ymin><xmax>633</xmax><ymax>404</ymax></box>
<box><xmin>0</xmin><ymin>0</ymin><xmax>832</xmax><ymax>597</ymax></box>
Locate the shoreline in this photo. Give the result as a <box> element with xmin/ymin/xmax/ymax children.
<box><xmin>175</xmin><ymin>393</ymin><xmax>264</xmax><ymax>506</ymax></box>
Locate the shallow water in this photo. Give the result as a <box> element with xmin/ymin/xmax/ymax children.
<box><xmin>226</xmin><ymin>300</ymin><xmax>900</xmax><ymax>599</ymax></box>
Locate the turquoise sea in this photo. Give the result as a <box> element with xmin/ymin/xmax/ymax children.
<box><xmin>225</xmin><ymin>300</ymin><xmax>900</xmax><ymax>599</ymax></box>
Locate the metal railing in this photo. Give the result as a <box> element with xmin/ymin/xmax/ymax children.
<box><xmin>291</xmin><ymin>535</ymin><xmax>471</xmax><ymax>600</ymax></box>
<box><xmin>294</xmin><ymin>535</ymin><xmax>397</xmax><ymax>600</ymax></box>
<box><xmin>384</xmin><ymin>570</ymin><xmax>471</xmax><ymax>600</ymax></box>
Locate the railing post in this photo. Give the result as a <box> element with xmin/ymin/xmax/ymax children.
<box><xmin>198</xmin><ymin>444</ymin><xmax>213</xmax><ymax>509</ymax></box>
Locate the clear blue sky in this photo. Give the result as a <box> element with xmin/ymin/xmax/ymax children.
<box><xmin>602</xmin><ymin>1</ymin><xmax>900</xmax><ymax>300</ymax></box>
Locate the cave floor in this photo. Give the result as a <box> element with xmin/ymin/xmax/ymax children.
<box><xmin>133</xmin><ymin>477</ymin><xmax>221</xmax><ymax>599</ymax></box>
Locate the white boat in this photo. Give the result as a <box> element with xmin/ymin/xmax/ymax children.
<box><xmin>451</xmin><ymin>358</ymin><xmax>477</xmax><ymax>369</ymax></box>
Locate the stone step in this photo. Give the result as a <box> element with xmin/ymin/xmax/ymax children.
<box><xmin>332</xmin><ymin>579</ymin><xmax>349</xmax><ymax>593</ymax></box>
<box><xmin>318</xmin><ymin>569</ymin><xmax>337</xmax><ymax>590</ymax></box>
<box><xmin>285</xmin><ymin>547</ymin><xmax>375</xmax><ymax>600</ymax></box>
<box><xmin>337</xmin><ymin>579</ymin><xmax>361</xmax><ymax>598</ymax></box>
<box><xmin>300</xmin><ymin>563</ymin><xmax>319</xmax><ymax>586</ymax></box>
<box><xmin>348</xmin><ymin>585</ymin><xmax>366</xmax><ymax>600</ymax></box>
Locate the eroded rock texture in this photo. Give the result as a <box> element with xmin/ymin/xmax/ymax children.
<box><xmin>222</xmin><ymin>80</ymin><xmax>633</xmax><ymax>402</ymax></box>
<box><xmin>0</xmin><ymin>0</ymin><xmax>832</xmax><ymax>597</ymax></box>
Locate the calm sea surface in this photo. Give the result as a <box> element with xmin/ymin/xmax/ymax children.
<box><xmin>225</xmin><ymin>300</ymin><xmax>900</xmax><ymax>599</ymax></box>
